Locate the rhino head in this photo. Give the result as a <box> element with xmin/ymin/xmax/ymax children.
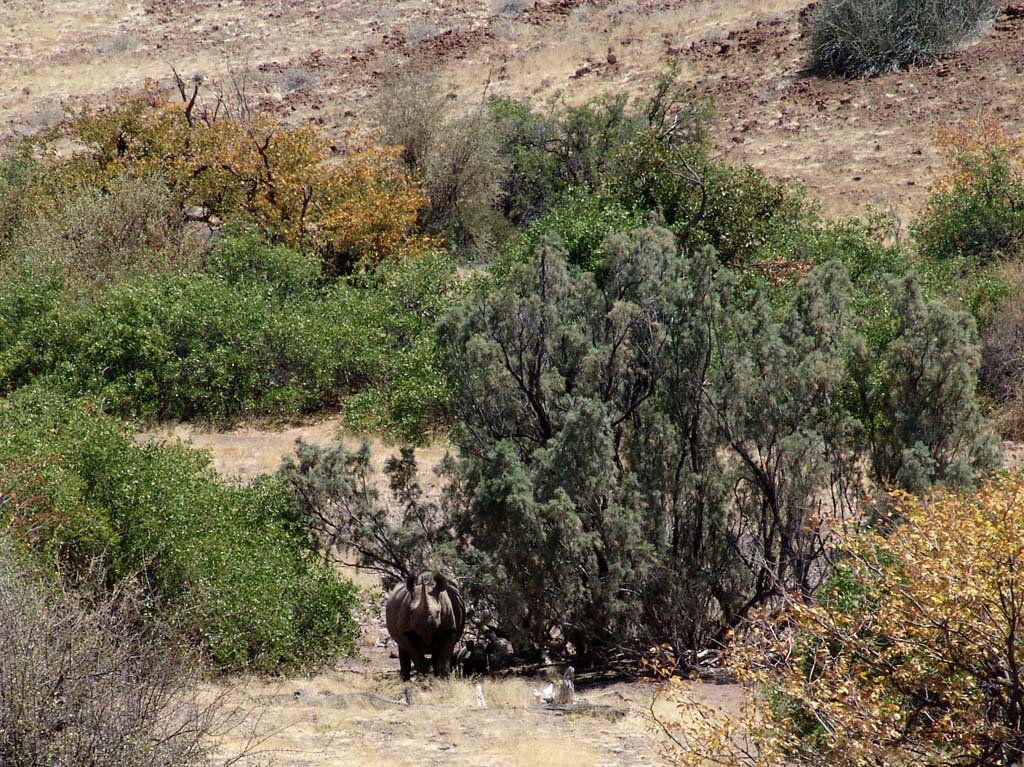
<box><xmin>406</xmin><ymin>571</ymin><xmax>448</xmax><ymax>635</ymax></box>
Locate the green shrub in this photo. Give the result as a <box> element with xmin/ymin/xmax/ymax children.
<box><xmin>689</xmin><ymin>163</ymin><xmax>817</xmax><ymax>267</ymax></box>
<box><xmin>7</xmin><ymin>173</ymin><xmax>204</xmax><ymax>297</ymax></box>
<box><xmin>489</xmin><ymin>79</ymin><xmax>712</xmax><ymax>229</ymax></box>
<box><xmin>445</xmin><ymin>233</ymin><xmax>856</xmax><ymax>658</ymax></box>
<box><xmin>336</xmin><ymin>252</ymin><xmax>464</xmax><ymax>440</ymax></box>
<box><xmin>489</xmin><ymin>83</ymin><xmax>821</xmax><ymax>272</ymax></box>
<box><xmin>0</xmin><ymin>389</ymin><xmax>358</xmax><ymax>672</ymax></box>
<box><xmin>0</xmin><ymin>246</ymin><xmax>459</xmax><ymax>434</ymax></box>
<box><xmin>43</xmin><ymin>275</ymin><xmax>343</xmax><ymax>421</ymax></box>
<box><xmin>809</xmin><ymin>0</ymin><xmax>998</xmax><ymax>77</ymax></box>
<box><xmin>914</xmin><ymin>144</ymin><xmax>1024</xmax><ymax>264</ymax></box>
<box><xmin>207</xmin><ymin>225</ymin><xmax>321</xmax><ymax>298</ymax></box>
<box><xmin>0</xmin><ymin>141</ymin><xmax>43</xmax><ymax>255</ymax></box>
<box><xmin>848</xmin><ymin>274</ymin><xmax>999</xmax><ymax>491</ymax></box>
<box><xmin>504</xmin><ymin>188</ymin><xmax>646</xmax><ymax>270</ymax></box>
<box><xmin>447</xmin><ymin>231</ymin><xmax>991</xmax><ymax>658</ymax></box>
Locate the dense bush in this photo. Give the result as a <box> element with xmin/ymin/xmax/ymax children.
<box><xmin>7</xmin><ymin>173</ymin><xmax>205</xmax><ymax>297</ymax></box>
<box><xmin>809</xmin><ymin>0</ymin><xmax>998</xmax><ymax>77</ymax></box>
<box><xmin>489</xmin><ymin>92</ymin><xmax>649</xmax><ymax>227</ymax></box>
<box><xmin>290</xmin><ymin>229</ymin><xmax>995</xmax><ymax>664</ymax></box>
<box><xmin>489</xmin><ymin>82</ymin><xmax>820</xmax><ymax>272</ymax></box>
<box><xmin>0</xmin><ymin>389</ymin><xmax>358</xmax><ymax>671</ymax></box>
<box><xmin>0</xmin><ymin>141</ymin><xmax>44</xmax><ymax>254</ymax></box>
<box><xmin>849</xmin><ymin>273</ymin><xmax>998</xmax><ymax>490</ymax></box>
<box><xmin>0</xmin><ymin>545</ymin><xmax>220</xmax><ymax>767</ymax></box>
<box><xmin>503</xmin><ymin>187</ymin><xmax>646</xmax><ymax>270</ymax></box>
<box><xmin>658</xmin><ymin>476</ymin><xmax>1024</xmax><ymax>767</ymax></box>
<box><xmin>0</xmin><ymin>232</ymin><xmax>458</xmax><ymax>435</ymax></box>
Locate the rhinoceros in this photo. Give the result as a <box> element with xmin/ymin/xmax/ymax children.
<box><xmin>385</xmin><ymin>571</ymin><xmax>466</xmax><ymax>680</ymax></box>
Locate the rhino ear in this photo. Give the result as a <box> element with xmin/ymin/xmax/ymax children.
<box><xmin>405</xmin><ymin>572</ymin><xmax>416</xmax><ymax>593</ymax></box>
<box><xmin>433</xmin><ymin>571</ymin><xmax>448</xmax><ymax>592</ymax></box>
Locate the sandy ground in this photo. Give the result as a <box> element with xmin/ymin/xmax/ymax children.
<box><xmin>137</xmin><ymin>417</ymin><xmax>449</xmax><ymax>487</ymax></box>
<box><xmin>205</xmin><ymin>673</ymin><xmax>672</xmax><ymax>767</ymax></box>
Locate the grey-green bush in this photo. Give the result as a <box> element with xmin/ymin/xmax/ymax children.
<box><xmin>849</xmin><ymin>273</ymin><xmax>1000</xmax><ymax>491</ymax></box>
<box><xmin>376</xmin><ymin>72</ymin><xmax>507</xmax><ymax>255</ymax></box>
<box><xmin>289</xmin><ymin>228</ymin><xmax>996</xmax><ymax>664</ymax></box>
<box><xmin>809</xmin><ymin>0</ymin><xmax>998</xmax><ymax>77</ymax></box>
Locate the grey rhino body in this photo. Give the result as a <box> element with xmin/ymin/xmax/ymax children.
<box><xmin>385</xmin><ymin>571</ymin><xmax>466</xmax><ymax>680</ymax></box>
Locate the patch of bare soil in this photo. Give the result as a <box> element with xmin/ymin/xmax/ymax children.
<box><xmin>136</xmin><ymin>417</ymin><xmax>450</xmax><ymax>489</ymax></box>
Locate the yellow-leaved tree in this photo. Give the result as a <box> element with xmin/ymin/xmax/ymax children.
<box><xmin>653</xmin><ymin>474</ymin><xmax>1024</xmax><ymax>767</ymax></box>
<box><xmin>63</xmin><ymin>84</ymin><xmax>429</xmax><ymax>274</ymax></box>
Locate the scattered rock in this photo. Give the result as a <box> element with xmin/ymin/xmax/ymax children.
<box><xmin>573</xmin><ymin>64</ymin><xmax>591</xmax><ymax>78</ymax></box>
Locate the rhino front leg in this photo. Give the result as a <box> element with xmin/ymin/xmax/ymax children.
<box><xmin>399</xmin><ymin>633</ymin><xmax>431</xmax><ymax>678</ymax></box>
<box><xmin>412</xmin><ymin>652</ymin><xmax>431</xmax><ymax>677</ymax></box>
<box><xmin>432</xmin><ymin>633</ymin><xmax>458</xmax><ymax>677</ymax></box>
<box><xmin>398</xmin><ymin>647</ymin><xmax>413</xmax><ymax>681</ymax></box>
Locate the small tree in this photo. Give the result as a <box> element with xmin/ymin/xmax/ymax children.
<box><xmin>438</xmin><ymin>229</ymin><xmax>863</xmax><ymax>661</ymax></box>
<box><xmin>707</xmin><ymin>260</ymin><xmax>860</xmax><ymax>605</ymax></box>
<box><xmin>849</xmin><ymin>273</ymin><xmax>999</xmax><ymax>491</ymax></box>
<box><xmin>64</xmin><ymin>85</ymin><xmax>428</xmax><ymax>274</ymax></box>
<box><xmin>279</xmin><ymin>439</ymin><xmax>457</xmax><ymax>587</ymax></box>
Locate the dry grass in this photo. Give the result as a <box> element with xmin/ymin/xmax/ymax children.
<box><xmin>441</xmin><ymin>0</ymin><xmax>809</xmax><ymax>109</ymax></box>
<box><xmin>505</xmin><ymin>731</ymin><xmax>600</xmax><ymax>767</ymax></box>
<box><xmin>208</xmin><ymin>672</ymin><xmax>654</xmax><ymax>767</ymax></box>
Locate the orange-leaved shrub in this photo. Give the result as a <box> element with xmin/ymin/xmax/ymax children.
<box><xmin>653</xmin><ymin>474</ymin><xmax>1024</xmax><ymax>767</ymax></box>
<box><xmin>63</xmin><ymin>88</ymin><xmax>430</xmax><ymax>274</ymax></box>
